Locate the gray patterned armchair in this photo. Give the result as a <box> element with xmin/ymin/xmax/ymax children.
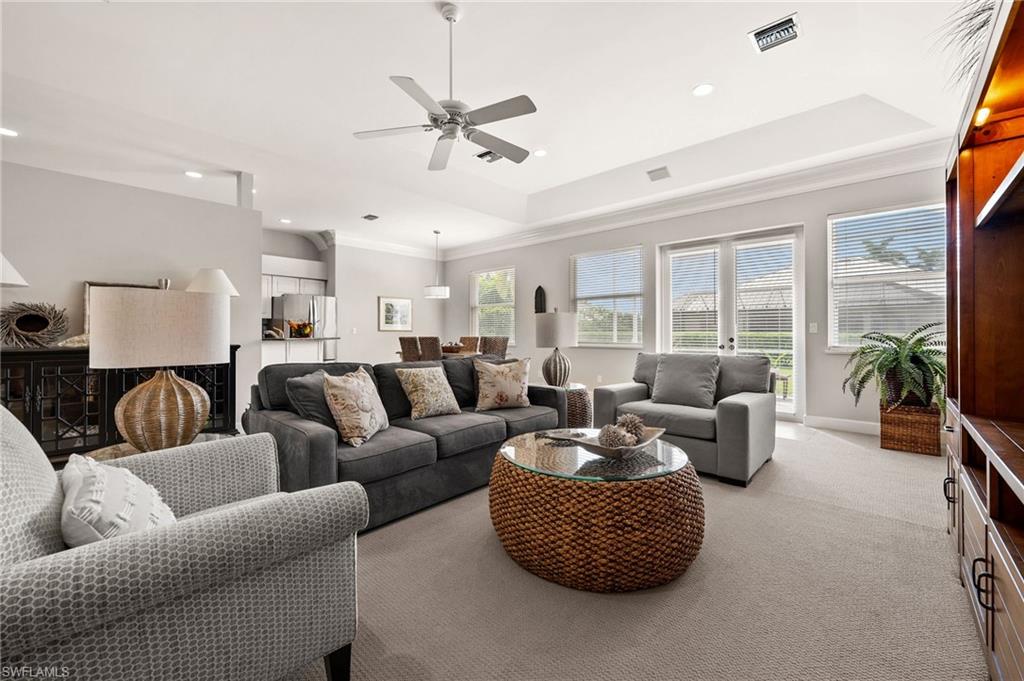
<box><xmin>0</xmin><ymin>407</ymin><xmax>367</xmax><ymax>681</ymax></box>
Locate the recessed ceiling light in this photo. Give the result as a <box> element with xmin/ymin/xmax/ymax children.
<box><xmin>184</xmin><ymin>170</ymin><xmax>203</xmax><ymax>179</ymax></box>
<box><xmin>279</xmin><ymin>218</ymin><xmax>292</xmax><ymax>224</ymax></box>
<box><xmin>533</xmin><ymin>149</ymin><xmax>547</xmax><ymax>157</ymax></box>
<box><xmin>0</xmin><ymin>128</ymin><xmax>19</xmax><ymax>137</ymax></box>
<box><xmin>975</xmin><ymin>107</ymin><xmax>991</xmax><ymax>127</ymax></box>
<box><xmin>251</xmin><ymin>188</ymin><xmax>257</xmax><ymax>194</ymax></box>
<box><xmin>692</xmin><ymin>83</ymin><xmax>714</xmax><ymax>97</ymax></box>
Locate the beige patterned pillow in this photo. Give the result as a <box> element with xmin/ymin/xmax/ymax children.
<box><xmin>475</xmin><ymin>358</ymin><xmax>530</xmax><ymax>411</ymax></box>
<box><xmin>395</xmin><ymin>366</ymin><xmax>461</xmax><ymax>420</ymax></box>
<box><xmin>323</xmin><ymin>367</ymin><xmax>389</xmax><ymax>447</ymax></box>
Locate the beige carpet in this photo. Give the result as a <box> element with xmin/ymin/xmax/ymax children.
<box><xmin>352</xmin><ymin>426</ymin><xmax>988</xmax><ymax>681</ymax></box>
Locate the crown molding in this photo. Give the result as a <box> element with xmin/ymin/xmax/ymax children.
<box><xmin>319</xmin><ymin>229</ymin><xmax>435</xmax><ymax>260</ymax></box>
<box><xmin>441</xmin><ymin>137</ymin><xmax>948</xmax><ymax>261</ymax></box>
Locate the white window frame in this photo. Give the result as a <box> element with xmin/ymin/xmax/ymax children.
<box><xmin>826</xmin><ymin>202</ymin><xmax>945</xmax><ymax>352</ymax></box>
<box><xmin>570</xmin><ymin>245</ymin><xmax>645</xmax><ymax>348</ymax></box>
<box><xmin>470</xmin><ymin>266</ymin><xmax>516</xmax><ymax>345</ymax></box>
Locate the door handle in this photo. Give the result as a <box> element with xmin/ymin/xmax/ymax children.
<box><xmin>943</xmin><ymin>477</ymin><xmax>956</xmax><ymax>504</ymax></box>
<box><xmin>718</xmin><ymin>344</ymin><xmax>725</xmax><ymax>350</ymax></box>
<box><xmin>972</xmin><ymin>557</ymin><xmax>986</xmax><ymax>588</ymax></box>
<box><xmin>943</xmin><ymin>425</ymin><xmax>955</xmax><ymax>433</ymax></box>
<box><xmin>975</xmin><ymin>570</ymin><xmax>995</xmax><ymax>612</ymax></box>
<box><xmin>728</xmin><ymin>337</ymin><xmax>735</xmax><ymax>343</ymax></box>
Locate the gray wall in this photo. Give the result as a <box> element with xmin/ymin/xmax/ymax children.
<box><xmin>1</xmin><ymin>162</ymin><xmax>262</xmax><ymax>429</ymax></box>
<box><xmin>328</xmin><ymin>244</ymin><xmax>445</xmax><ymax>365</ymax></box>
<box><xmin>444</xmin><ymin>168</ymin><xmax>944</xmax><ymax>427</ymax></box>
<box><xmin>262</xmin><ymin>228</ymin><xmax>321</xmax><ymax>260</ymax></box>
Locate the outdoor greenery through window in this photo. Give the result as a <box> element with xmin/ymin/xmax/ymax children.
<box><xmin>828</xmin><ymin>204</ymin><xmax>945</xmax><ymax>348</ymax></box>
<box><xmin>571</xmin><ymin>246</ymin><xmax>643</xmax><ymax>346</ymax></box>
<box><xmin>471</xmin><ymin>267</ymin><xmax>516</xmax><ymax>342</ymax></box>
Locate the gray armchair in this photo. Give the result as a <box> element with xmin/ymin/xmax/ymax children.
<box><xmin>594</xmin><ymin>354</ymin><xmax>777</xmax><ymax>486</ymax></box>
<box><xmin>0</xmin><ymin>407</ymin><xmax>367</xmax><ymax>681</ymax></box>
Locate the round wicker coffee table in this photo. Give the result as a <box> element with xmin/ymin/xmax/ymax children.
<box><xmin>489</xmin><ymin>429</ymin><xmax>705</xmax><ymax>593</ymax></box>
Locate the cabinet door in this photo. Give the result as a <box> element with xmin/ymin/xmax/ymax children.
<box><xmin>272</xmin><ymin>276</ymin><xmax>300</xmax><ymax>296</ymax></box>
<box><xmin>963</xmin><ymin>474</ymin><xmax>990</xmax><ymax>643</ymax></box>
<box><xmin>261</xmin><ymin>342</ymin><xmax>288</xmax><ymax>367</ymax></box>
<box><xmin>0</xmin><ymin>360</ymin><xmax>32</xmax><ymax>427</ymax></box>
<box><xmin>261</xmin><ymin>275</ymin><xmax>273</xmax><ymax>318</ymax></box>
<box><xmin>299</xmin><ymin>278</ymin><xmax>326</xmax><ymax>295</ymax></box>
<box><xmin>990</xmin><ymin>533</ymin><xmax>1024</xmax><ymax>681</ymax></box>
<box><xmin>34</xmin><ymin>359</ymin><xmax>105</xmax><ymax>456</ymax></box>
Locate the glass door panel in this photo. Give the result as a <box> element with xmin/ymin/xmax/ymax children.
<box><xmin>669</xmin><ymin>246</ymin><xmax>720</xmax><ymax>353</ymax></box>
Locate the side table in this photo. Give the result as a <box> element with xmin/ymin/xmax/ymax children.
<box><xmin>87</xmin><ymin>433</ymin><xmax>236</xmax><ymax>461</ymax></box>
<box><xmin>564</xmin><ymin>383</ymin><xmax>592</xmax><ymax>428</ymax></box>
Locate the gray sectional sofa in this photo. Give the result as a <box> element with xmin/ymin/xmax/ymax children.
<box><xmin>595</xmin><ymin>353</ymin><xmax>777</xmax><ymax>486</ymax></box>
<box><xmin>247</xmin><ymin>356</ymin><xmax>566</xmax><ymax>529</ymax></box>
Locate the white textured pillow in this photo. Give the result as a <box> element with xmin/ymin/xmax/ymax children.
<box><xmin>60</xmin><ymin>454</ymin><xmax>176</xmax><ymax>548</ymax></box>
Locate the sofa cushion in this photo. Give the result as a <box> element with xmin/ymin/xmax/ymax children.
<box><xmin>324</xmin><ymin>367</ymin><xmax>389</xmax><ymax>446</ymax></box>
<box><xmin>651</xmin><ymin>353</ymin><xmax>720</xmax><ymax>408</ymax></box>
<box><xmin>284</xmin><ymin>370</ymin><xmax>336</xmax><ymax>430</ymax></box>
<box><xmin>392</xmin><ymin>411</ymin><xmax>506</xmax><ymax>458</ymax></box>
<box><xmin>259</xmin><ymin>362</ymin><xmax>373</xmax><ymax>411</ymax></box>
<box><xmin>617</xmin><ymin>399</ymin><xmax>717</xmax><ymax>441</ymax></box>
<box><xmin>396</xmin><ymin>366</ymin><xmax>462</xmax><ymax>419</ymax></box>
<box><xmin>336</xmin><ymin>426</ymin><xmax>437</xmax><ymax>484</ymax></box>
<box><xmin>373</xmin><ymin>361</ymin><xmax>442</xmax><ymax>421</ymax></box>
<box><xmin>716</xmin><ymin>355</ymin><xmax>772</xmax><ymax>401</ymax></box>
<box><xmin>632</xmin><ymin>352</ymin><xmax>660</xmax><ymax>394</ymax></box>
<box><xmin>442</xmin><ymin>354</ymin><xmax>509</xmax><ymax>407</ymax></box>
<box><xmin>475</xmin><ymin>358</ymin><xmax>530</xmax><ymax>411</ymax></box>
<box><xmin>465</xmin><ymin>405</ymin><xmax>558</xmax><ymax>437</ymax></box>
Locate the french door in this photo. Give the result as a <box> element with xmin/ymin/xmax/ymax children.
<box><xmin>663</xmin><ymin>232</ymin><xmax>798</xmax><ymax>414</ymax></box>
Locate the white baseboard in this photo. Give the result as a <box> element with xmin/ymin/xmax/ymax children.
<box><xmin>803</xmin><ymin>415</ymin><xmax>880</xmax><ymax>435</ymax></box>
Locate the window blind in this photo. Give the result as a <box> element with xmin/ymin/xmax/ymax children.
<box><xmin>471</xmin><ymin>268</ymin><xmax>516</xmax><ymax>342</ymax></box>
<box><xmin>829</xmin><ymin>205</ymin><xmax>945</xmax><ymax>347</ymax></box>
<box><xmin>571</xmin><ymin>246</ymin><xmax>644</xmax><ymax>346</ymax></box>
<box><xmin>735</xmin><ymin>239</ymin><xmax>795</xmax><ymax>400</ymax></box>
<box><xmin>669</xmin><ymin>246</ymin><xmax>719</xmax><ymax>352</ymax></box>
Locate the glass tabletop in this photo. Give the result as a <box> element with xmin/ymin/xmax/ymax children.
<box><xmin>500</xmin><ymin>429</ymin><xmax>689</xmax><ymax>482</ymax></box>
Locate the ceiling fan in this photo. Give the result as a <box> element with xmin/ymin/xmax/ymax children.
<box><xmin>353</xmin><ymin>2</ymin><xmax>537</xmax><ymax>171</ymax></box>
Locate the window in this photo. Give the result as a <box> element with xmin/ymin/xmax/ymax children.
<box><xmin>668</xmin><ymin>246</ymin><xmax>719</xmax><ymax>352</ymax></box>
<box><xmin>471</xmin><ymin>267</ymin><xmax>516</xmax><ymax>342</ymax></box>
<box><xmin>571</xmin><ymin>246</ymin><xmax>643</xmax><ymax>346</ymax></box>
<box><xmin>828</xmin><ymin>204</ymin><xmax>945</xmax><ymax>348</ymax></box>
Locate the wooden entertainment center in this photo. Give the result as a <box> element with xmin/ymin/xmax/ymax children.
<box><xmin>946</xmin><ymin>4</ymin><xmax>1024</xmax><ymax>679</ymax></box>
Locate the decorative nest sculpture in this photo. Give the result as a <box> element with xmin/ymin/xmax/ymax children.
<box><xmin>0</xmin><ymin>302</ymin><xmax>69</xmax><ymax>348</ymax></box>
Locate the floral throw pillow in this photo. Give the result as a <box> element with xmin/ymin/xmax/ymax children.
<box><xmin>475</xmin><ymin>358</ymin><xmax>530</xmax><ymax>411</ymax></box>
<box><xmin>395</xmin><ymin>366</ymin><xmax>462</xmax><ymax>420</ymax></box>
<box><xmin>323</xmin><ymin>367</ymin><xmax>389</xmax><ymax>447</ymax></box>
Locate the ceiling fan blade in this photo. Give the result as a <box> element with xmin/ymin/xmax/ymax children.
<box><xmin>390</xmin><ymin>76</ymin><xmax>448</xmax><ymax>118</ymax></box>
<box><xmin>464</xmin><ymin>128</ymin><xmax>529</xmax><ymax>164</ymax></box>
<box><xmin>353</xmin><ymin>124</ymin><xmax>434</xmax><ymax>139</ymax></box>
<box><xmin>465</xmin><ymin>95</ymin><xmax>537</xmax><ymax>127</ymax></box>
<box><xmin>428</xmin><ymin>134</ymin><xmax>457</xmax><ymax>171</ymax></box>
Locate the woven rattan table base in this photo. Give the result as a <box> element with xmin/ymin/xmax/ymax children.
<box><xmin>565</xmin><ymin>386</ymin><xmax>593</xmax><ymax>428</ymax></box>
<box><xmin>488</xmin><ymin>454</ymin><xmax>705</xmax><ymax>592</ymax></box>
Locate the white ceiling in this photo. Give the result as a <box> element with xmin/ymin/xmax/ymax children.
<box><xmin>1</xmin><ymin>1</ymin><xmax>966</xmax><ymax>254</ymax></box>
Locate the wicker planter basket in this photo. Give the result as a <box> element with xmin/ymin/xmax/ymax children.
<box><xmin>879</xmin><ymin>403</ymin><xmax>941</xmax><ymax>456</ymax></box>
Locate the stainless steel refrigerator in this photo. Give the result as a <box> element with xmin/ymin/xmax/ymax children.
<box><xmin>270</xmin><ymin>294</ymin><xmax>338</xmax><ymax>360</ymax></box>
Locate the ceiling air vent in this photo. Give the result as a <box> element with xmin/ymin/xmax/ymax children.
<box><xmin>362</xmin><ymin>214</ymin><xmax>379</xmax><ymax>221</ymax></box>
<box><xmin>475</xmin><ymin>150</ymin><xmax>503</xmax><ymax>163</ymax></box>
<box><xmin>646</xmin><ymin>166</ymin><xmax>671</xmax><ymax>182</ymax></box>
<box><xmin>748</xmin><ymin>13</ymin><xmax>800</xmax><ymax>53</ymax></box>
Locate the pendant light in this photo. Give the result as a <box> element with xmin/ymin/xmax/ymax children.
<box><xmin>424</xmin><ymin>230</ymin><xmax>450</xmax><ymax>299</ymax></box>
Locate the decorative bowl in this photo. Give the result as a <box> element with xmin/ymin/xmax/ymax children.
<box><xmin>550</xmin><ymin>426</ymin><xmax>666</xmax><ymax>460</ymax></box>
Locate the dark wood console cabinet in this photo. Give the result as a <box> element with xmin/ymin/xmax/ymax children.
<box><xmin>0</xmin><ymin>345</ymin><xmax>238</xmax><ymax>466</ymax></box>
<box><xmin>946</xmin><ymin>4</ymin><xmax>1024</xmax><ymax>679</ymax></box>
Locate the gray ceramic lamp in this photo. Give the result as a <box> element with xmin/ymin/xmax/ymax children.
<box><xmin>535</xmin><ymin>309</ymin><xmax>577</xmax><ymax>387</ymax></box>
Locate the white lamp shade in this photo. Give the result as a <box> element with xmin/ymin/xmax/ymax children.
<box><xmin>0</xmin><ymin>253</ymin><xmax>28</xmax><ymax>287</ymax></box>
<box><xmin>186</xmin><ymin>268</ymin><xmax>239</xmax><ymax>297</ymax></box>
<box><xmin>535</xmin><ymin>312</ymin><xmax>577</xmax><ymax>348</ymax></box>
<box><xmin>424</xmin><ymin>285</ymin><xmax>450</xmax><ymax>299</ymax></box>
<box><xmin>89</xmin><ymin>287</ymin><xmax>230</xmax><ymax>369</ymax></box>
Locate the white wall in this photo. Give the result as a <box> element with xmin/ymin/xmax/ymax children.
<box><xmin>328</xmin><ymin>244</ymin><xmax>445</xmax><ymax>364</ymax></box>
<box><xmin>444</xmin><ymin>168</ymin><xmax>945</xmax><ymax>426</ymax></box>
<box><xmin>1</xmin><ymin>162</ymin><xmax>262</xmax><ymax>428</ymax></box>
<box><xmin>262</xmin><ymin>228</ymin><xmax>321</xmax><ymax>260</ymax></box>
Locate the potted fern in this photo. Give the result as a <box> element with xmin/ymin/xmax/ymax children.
<box><xmin>842</xmin><ymin>323</ymin><xmax>946</xmax><ymax>455</ymax></box>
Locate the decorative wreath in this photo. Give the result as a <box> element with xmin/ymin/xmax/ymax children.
<box><xmin>0</xmin><ymin>302</ymin><xmax>69</xmax><ymax>348</ymax></box>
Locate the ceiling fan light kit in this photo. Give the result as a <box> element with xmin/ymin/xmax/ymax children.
<box><xmin>353</xmin><ymin>3</ymin><xmax>537</xmax><ymax>171</ymax></box>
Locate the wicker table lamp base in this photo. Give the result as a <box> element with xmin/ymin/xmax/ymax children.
<box><xmin>115</xmin><ymin>369</ymin><xmax>210</xmax><ymax>452</ymax></box>
<box><xmin>489</xmin><ymin>454</ymin><xmax>705</xmax><ymax>592</ymax></box>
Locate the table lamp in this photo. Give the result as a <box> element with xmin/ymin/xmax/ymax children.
<box><xmin>89</xmin><ymin>287</ymin><xmax>229</xmax><ymax>451</ymax></box>
<box><xmin>535</xmin><ymin>309</ymin><xmax>577</xmax><ymax>387</ymax></box>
